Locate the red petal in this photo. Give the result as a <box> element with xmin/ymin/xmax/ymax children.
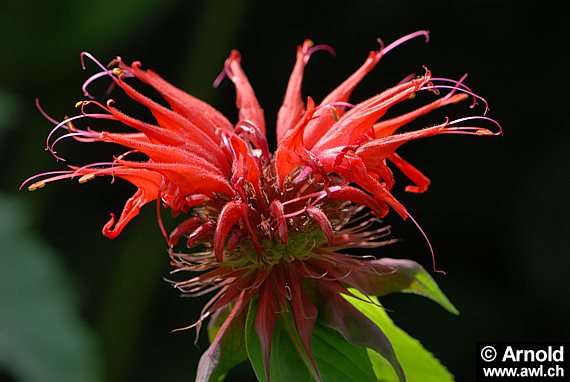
<box><xmin>305</xmin><ymin>206</ymin><xmax>334</xmax><ymax>246</ymax></box>
<box><xmin>186</xmin><ymin>222</ymin><xmax>213</xmax><ymax>247</ymax></box>
<box><xmin>116</xmin><ymin>159</ymin><xmax>233</xmax><ymax>198</ymax></box>
<box><xmin>214</xmin><ymin>200</ymin><xmax>244</xmax><ymax>262</ymax></box>
<box><xmin>102</xmin><ymin>188</ymin><xmax>153</xmax><ymax>239</ymax></box>
<box><xmin>107</xmin><ymin>104</ymin><xmax>185</xmax><ymax>146</ymax></box>
<box><xmin>100</xmin><ymin>132</ymin><xmax>228</xmax><ymax>177</ymax></box>
<box><xmin>285</xmin><ymin>263</ymin><xmax>321</xmax><ymax>381</ymax></box>
<box><xmin>327</xmin><ymin>185</ymin><xmax>389</xmax><ymax>217</ymax></box>
<box><xmin>169</xmin><ymin>217</ymin><xmax>201</xmax><ymax>245</ymax></box>
<box><xmin>312</xmin><ymin>74</ymin><xmax>431</xmax><ymax>152</ymax></box>
<box><xmin>72</xmin><ymin>166</ymin><xmax>162</xmax><ymax>239</ymax></box>
<box><xmin>373</xmin><ymin>93</ymin><xmax>468</xmax><ymax>138</ymax></box>
<box><xmin>356</xmin><ymin>124</ymin><xmax>445</xmax><ymax>166</ymax></box>
<box><xmin>274</xmin><ymin>97</ymin><xmax>316</xmax><ymax>188</ymax></box>
<box><xmin>277</xmin><ymin>40</ymin><xmax>313</xmax><ymax>142</ymax></box>
<box><xmin>388</xmin><ymin>152</ymin><xmax>431</xmax><ymax>193</ymax></box>
<box><xmin>317</xmin><ymin>149</ymin><xmax>407</xmax><ymax>218</ymax></box>
<box><xmin>130</xmin><ymin>63</ymin><xmax>233</xmax><ymax>137</ymax></box>
<box><xmin>255</xmin><ymin>279</ymin><xmax>281</xmax><ymax>381</ymax></box>
<box><xmin>114</xmin><ymin>78</ymin><xmax>230</xmax><ymax>174</ymax></box>
<box><xmin>225</xmin><ymin>50</ymin><xmax>266</xmax><ymax>135</ymax></box>
<box><xmin>304</xmin><ymin>50</ymin><xmax>385</xmax><ymax>149</ymax></box>
<box><xmin>270</xmin><ymin>200</ymin><xmax>288</xmax><ymax>244</ymax></box>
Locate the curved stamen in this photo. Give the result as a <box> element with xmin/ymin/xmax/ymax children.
<box><xmin>170</xmin><ymin>314</ymin><xmax>207</xmax><ymax>334</ymax></box>
<box><xmin>45</xmin><ymin>114</ymin><xmax>113</xmax><ymax>160</ymax></box>
<box><xmin>380</xmin><ymin>30</ymin><xmax>430</xmax><ymax>56</ymax></box>
<box><xmin>82</xmin><ymin>70</ymin><xmax>113</xmax><ymax>98</ymax></box>
<box><xmin>313</xmin><ymin>101</ymin><xmax>357</xmax><ymax>122</ymax></box>
<box><xmin>212</xmin><ymin>67</ymin><xmax>228</xmax><ymax>89</ymax></box>
<box><xmin>234</xmin><ymin>119</ymin><xmax>270</xmax><ymax>160</ymax></box>
<box><xmin>422</xmin><ymin>84</ymin><xmax>489</xmax><ymax>114</ymax></box>
<box><xmin>20</xmin><ymin>170</ymin><xmax>75</xmax><ymax>190</ymax></box>
<box><xmin>396</xmin><ymin>73</ymin><xmax>417</xmax><ymax>86</ymax></box>
<box><xmin>307</xmin><ymin>44</ymin><xmax>336</xmax><ymax>57</ymax></box>
<box><xmin>35</xmin><ymin>99</ymin><xmax>60</xmax><ymax>125</ymax></box>
<box><xmin>49</xmin><ymin>131</ymin><xmax>100</xmax><ymax>160</ymax></box>
<box><xmin>282</xmin><ymin>186</ymin><xmax>342</xmax><ymax>206</ymax></box>
<box><xmin>115</xmin><ymin>150</ymin><xmax>139</xmax><ymax>161</ymax></box>
<box><xmin>80</xmin><ymin>54</ymin><xmax>132</xmax><ymax>98</ymax></box>
<box><xmin>407</xmin><ymin>211</ymin><xmax>445</xmax><ymax>275</ymax></box>
<box><xmin>446</xmin><ymin>115</ymin><xmax>503</xmax><ymax>136</ymax></box>
<box><xmin>80</xmin><ymin>99</ymin><xmax>114</xmax><ymax>115</ymax></box>
<box><xmin>212</xmin><ymin>54</ymin><xmax>236</xmax><ymax>89</ymax></box>
<box><xmin>80</xmin><ymin>52</ymin><xmax>109</xmax><ymax>72</ymax></box>
<box><xmin>432</xmin><ymin>75</ymin><xmax>472</xmax><ymax>95</ymax></box>
<box><xmin>45</xmin><ymin>102</ymin><xmax>115</xmax><ymax>146</ymax></box>
<box><xmin>72</xmin><ymin>161</ymin><xmax>119</xmax><ymax>173</ymax></box>
<box><xmin>315</xmin><ymin>101</ymin><xmax>356</xmax><ymax>113</ymax></box>
<box><xmin>432</xmin><ymin>74</ymin><xmax>481</xmax><ymax>109</ymax></box>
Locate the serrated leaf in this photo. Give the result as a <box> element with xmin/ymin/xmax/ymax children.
<box><xmin>245</xmin><ymin>298</ymin><xmax>376</xmax><ymax>382</ymax></box>
<box><xmin>344</xmin><ymin>290</ymin><xmax>455</xmax><ymax>382</ymax></box>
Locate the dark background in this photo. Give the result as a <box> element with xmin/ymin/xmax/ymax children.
<box><xmin>0</xmin><ymin>1</ymin><xmax>568</xmax><ymax>381</ymax></box>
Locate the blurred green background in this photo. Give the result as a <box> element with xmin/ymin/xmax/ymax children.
<box><xmin>1</xmin><ymin>1</ymin><xmax>568</xmax><ymax>381</ymax></box>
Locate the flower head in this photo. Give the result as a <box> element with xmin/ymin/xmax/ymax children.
<box><xmin>24</xmin><ymin>31</ymin><xmax>499</xmax><ymax>381</ymax></box>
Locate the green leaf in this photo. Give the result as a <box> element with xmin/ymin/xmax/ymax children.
<box><xmin>0</xmin><ymin>195</ymin><xmax>101</xmax><ymax>382</ymax></box>
<box><xmin>197</xmin><ymin>299</ymin><xmax>249</xmax><ymax>382</ymax></box>
<box><xmin>313</xmin><ymin>324</ymin><xmax>376</xmax><ymax>382</ymax></box>
<box><xmin>245</xmin><ymin>299</ymin><xmax>376</xmax><ymax>382</ymax></box>
<box><xmin>404</xmin><ymin>266</ymin><xmax>459</xmax><ymax>315</ymax></box>
<box><xmin>316</xmin><ymin>286</ymin><xmax>404</xmax><ymax>381</ymax></box>
<box><xmin>344</xmin><ymin>290</ymin><xmax>454</xmax><ymax>382</ymax></box>
<box><xmin>346</xmin><ymin>258</ymin><xmax>459</xmax><ymax>315</ymax></box>
<box><xmin>245</xmin><ymin>299</ymin><xmax>312</xmax><ymax>382</ymax></box>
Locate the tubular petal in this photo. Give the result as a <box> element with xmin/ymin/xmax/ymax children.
<box><xmin>303</xmin><ymin>50</ymin><xmax>385</xmax><ymax>148</ymax></box>
<box><xmin>312</xmin><ymin>75</ymin><xmax>431</xmax><ymax>152</ymax></box>
<box><xmin>277</xmin><ymin>40</ymin><xmax>313</xmax><ymax>142</ymax></box>
<box><xmin>113</xmin><ymin>78</ymin><xmax>230</xmax><ymax>173</ymax></box>
<box><xmin>274</xmin><ymin>97</ymin><xmax>316</xmax><ymax>187</ymax></box>
<box><xmin>305</xmin><ymin>207</ymin><xmax>334</xmax><ymax>246</ymax></box>
<box><xmin>255</xmin><ymin>280</ymin><xmax>282</xmax><ymax>381</ymax></box>
<box><xmin>356</xmin><ymin>124</ymin><xmax>446</xmax><ymax>168</ymax></box>
<box><xmin>285</xmin><ymin>263</ymin><xmax>321</xmax><ymax>381</ymax></box>
<box><xmin>224</xmin><ymin>50</ymin><xmax>266</xmax><ymax>135</ymax></box>
<box><xmin>115</xmin><ymin>160</ymin><xmax>233</xmax><ymax>198</ymax></box>
<box><xmin>100</xmin><ymin>132</ymin><xmax>227</xmax><ymax>177</ymax></box>
<box><xmin>214</xmin><ymin>200</ymin><xmax>244</xmax><ymax>262</ymax></box>
<box><xmin>270</xmin><ymin>200</ymin><xmax>288</xmax><ymax>244</ymax></box>
<box><xmin>130</xmin><ymin>63</ymin><xmax>233</xmax><ymax>136</ymax></box>
<box><xmin>169</xmin><ymin>217</ymin><xmax>201</xmax><ymax>246</ymax></box>
<box><xmin>388</xmin><ymin>152</ymin><xmax>431</xmax><ymax>193</ymax></box>
<box><xmin>102</xmin><ymin>188</ymin><xmax>155</xmax><ymax>239</ymax></box>
<box><xmin>372</xmin><ymin>93</ymin><xmax>468</xmax><ymax>138</ymax></box>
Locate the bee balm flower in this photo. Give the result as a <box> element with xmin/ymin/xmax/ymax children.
<box><xmin>24</xmin><ymin>31</ymin><xmax>499</xmax><ymax>381</ymax></box>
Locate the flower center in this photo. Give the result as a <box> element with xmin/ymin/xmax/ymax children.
<box><xmin>228</xmin><ymin>227</ymin><xmax>327</xmax><ymax>268</ymax></box>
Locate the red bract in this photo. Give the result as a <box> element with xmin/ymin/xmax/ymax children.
<box><xmin>24</xmin><ymin>31</ymin><xmax>500</xmax><ymax>381</ymax></box>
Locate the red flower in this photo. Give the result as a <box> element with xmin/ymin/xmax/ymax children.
<box><xmin>24</xmin><ymin>31</ymin><xmax>499</xmax><ymax>381</ymax></box>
